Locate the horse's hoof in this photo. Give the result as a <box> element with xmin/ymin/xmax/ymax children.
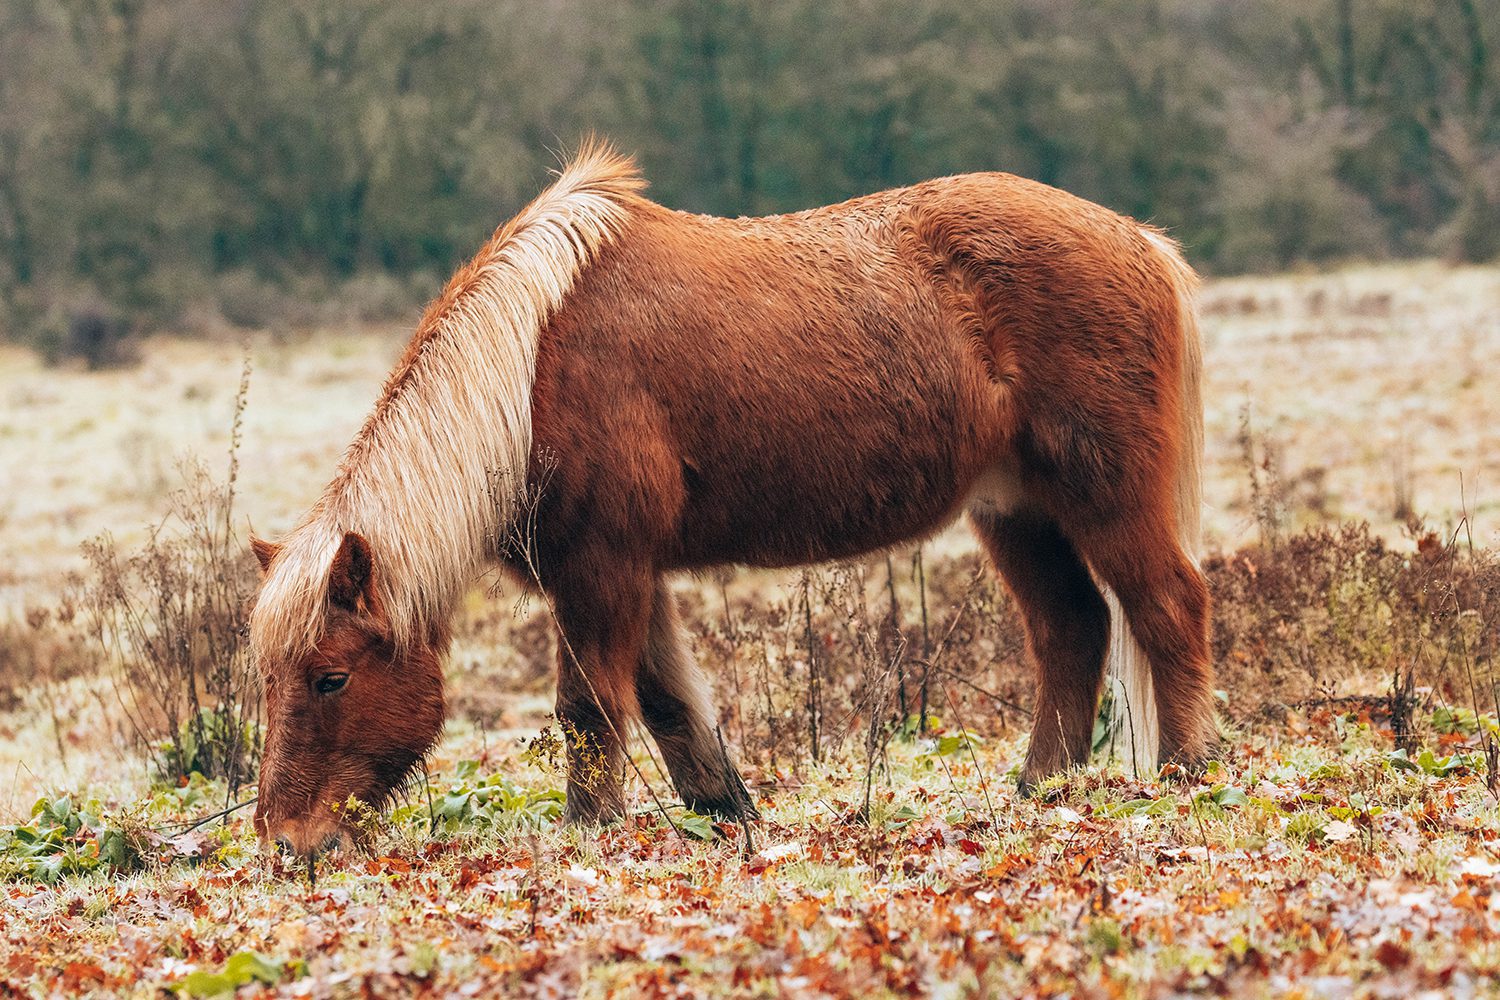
<box><xmin>562</xmin><ymin>795</ymin><xmax>626</xmax><ymax>827</ymax></box>
<box><xmin>688</xmin><ymin>788</ymin><xmax>762</xmax><ymax>823</ymax></box>
<box><xmin>1016</xmin><ymin>777</ymin><xmax>1063</xmax><ymax>803</ymax></box>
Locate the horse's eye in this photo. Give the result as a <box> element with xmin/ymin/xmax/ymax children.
<box><xmin>314</xmin><ymin>672</ymin><xmax>349</xmax><ymax>695</ymax></box>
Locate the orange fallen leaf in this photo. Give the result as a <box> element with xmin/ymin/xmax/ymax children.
<box><xmin>61</xmin><ymin>962</ymin><xmax>106</xmax><ymax>990</ymax></box>
<box><xmin>1373</xmin><ymin>940</ymin><xmax>1410</xmax><ymax>970</ymax></box>
<box><xmin>789</xmin><ymin>898</ymin><xmax>822</xmax><ymax>930</ymax></box>
<box><xmin>1451</xmin><ymin>888</ymin><xmax>1481</xmax><ymax>911</ymax></box>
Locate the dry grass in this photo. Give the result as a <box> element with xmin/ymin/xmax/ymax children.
<box><xmin>1199</xmin><ymin>262</ymin><xmax>1500</xmax><ymax>549</ymax></box>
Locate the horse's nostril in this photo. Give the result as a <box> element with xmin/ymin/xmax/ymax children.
<box><xmin>274</xmin><ymin>835</ymin><xmax>295</xmax><ymax>856</ymax></box>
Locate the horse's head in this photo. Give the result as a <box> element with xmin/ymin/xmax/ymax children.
<box><xmin>248</xmin><ymin>531</ymin><xmax>445</xmax><ymax>859</ymax></box>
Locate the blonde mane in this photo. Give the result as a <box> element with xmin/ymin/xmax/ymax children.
<box><xmin>251</xmin><ymin>140</ymin><xmax>645</xmax><ymax>661</ymax></box>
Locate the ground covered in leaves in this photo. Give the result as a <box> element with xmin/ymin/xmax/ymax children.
<box><xmin>3</xmin><ymin>710</ymin><xmax>1499</xmax><ymax>999</ymax></box>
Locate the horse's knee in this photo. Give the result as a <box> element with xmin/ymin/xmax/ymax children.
<box><xmin>974</xmin><ymin>513</ymin><xmax>1113</xmax><ymax>784</ymax></box>
<box><xmin>553</xmin><ymin>640</ymin><xmax>643</xmax><ymax>825</ymax></box>
<box><xmin>974</xmin><ymin>512</ymin><xmax>1110</xmax><ymax>675</ymax></box>
<box><xmin>1140</xmin><ymin>559</ymin><xmax>1211</xmax><ymax>688</ymax></box>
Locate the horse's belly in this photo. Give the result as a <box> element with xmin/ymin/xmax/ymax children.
<box><xmin>667</xmin><ymin>396</ymin><xmax>1005</xmax><ymax>569</ymax></box>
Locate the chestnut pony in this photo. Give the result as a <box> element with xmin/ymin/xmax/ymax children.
<box><xmin>249</xmin><ymin>140</ymin><xmax>1211</xmax><ymax>856</ymax></box>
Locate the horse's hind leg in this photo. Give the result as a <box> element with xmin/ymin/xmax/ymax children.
<box><xmin>971</xmin><ymin>509</ymin><xmax>1111</xmax><ymax>790</ymax></box>
<box><xmin>550</xmin><ymin>569</ymin><xmax>654</xmax><ymax>824</ymax></box>
<box><xmin>636</xmin><ymin>580</ymin><xmax>758</xmax><ymax>821</ymax></box>
<box><xmin>1077</xmin><ymin>519</ymin><xmax>1215</xmax><ymax>770</ymax></box>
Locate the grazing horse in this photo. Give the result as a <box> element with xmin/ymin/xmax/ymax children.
<box><xmin>249</xmin><ymin>140</ymin><xmax>1211</xmax><ymax>857</ymax></box>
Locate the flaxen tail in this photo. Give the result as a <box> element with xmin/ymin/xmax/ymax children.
<box><xmin>1107</xmin><ymin>229</ymin><xmax>1204</xmax><ymax>776</ymax></box>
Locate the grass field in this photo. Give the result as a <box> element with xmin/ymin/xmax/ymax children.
<box><xmin>1</xmin><ymin>262</ymin><xmax>1499</xmax><ymax>997</ymax></box>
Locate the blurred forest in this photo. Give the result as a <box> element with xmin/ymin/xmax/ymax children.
<box><xmin>0</xmin><ymin>0</ymin><xmax>1496</xmax><ymax>340</ymax></box>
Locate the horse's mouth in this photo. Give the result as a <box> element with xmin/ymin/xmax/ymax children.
<box><xmin>266</xmin><ymin>826</ymin><xmax>357</xmax><ymax>887</ymax></box>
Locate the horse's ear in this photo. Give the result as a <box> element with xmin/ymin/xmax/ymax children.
<box><xmin>250</xmin><ymin>535</ymin><xmax>281</xmax><ymax>575</ymax></box>
<box><xmin>328</xmin><ymin>532</ymin><xmax>378</xmax><ymax>614</ymax></box>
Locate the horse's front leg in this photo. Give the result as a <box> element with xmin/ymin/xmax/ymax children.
<box><xmin>636</xmin><ymin>579</ymin><xmax>758</xmax><ymax>821</ymax></box>
<box><xmin>550</xmin><ymin>569</ymin><xmax>653</xmax><ymax>825</ymax></box>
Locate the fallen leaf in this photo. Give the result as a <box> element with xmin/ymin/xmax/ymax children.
<box><xmin>1323</xmin><ymin>820</ymin><xmax>1357</xmax><ymax>843</ymax></box>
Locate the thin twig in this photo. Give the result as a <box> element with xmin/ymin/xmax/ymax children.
<box><xmin>930</xmin><ymin>665</ymin><xmax>1033</xmax><ymax>719</ymax></box>
<box><xmin>915</xmin><ymin>546</ymin><xmax>931</xmax><ymax>733</ymax></box>
<box><xmin>158</xmin><ymin>796</ymin><xmax>258</xmax><ymax>834</ymax></box>
<box><xmin>422</xmin><ymin>760</ymin><xmax>437</xmax><ymax>834</ymax></box>
<box><xmin>719</xmin><ymin>574</ymin><xmax>748</xmax><ymax>749</ymax></box>
<box><xmin>930</xmin><ymin>739</ymin><xmax>974</xmax><ymax>826</ymax></box>
<box><xmin>1190</xmin><ymin>792</ymin><xmax>1215</xmax><ymax>878</ymax></box>
<box><xmin>943</xmin><ymin>683</ymin><xmax>1000</xmax><ymax>831</ymax></box>
<box><xmin>717</xmin><ymin>725</ymin><xmax>756</xmax><ymax>857</ymax></box>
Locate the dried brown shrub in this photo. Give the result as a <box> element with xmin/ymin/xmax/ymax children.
<box><xmin>685</xmin><ymin>520</ymin><xmax>1498</xmax><ymax>772</ymax></box>
<box><xmin>682</xmin><ymin>549</ymin><xmax>1031</xmax><ymax>777</ymax></box>
<box><xmin>1205</xmin><ymin>521</ymin><xmax>1500</xmax><ymax>731</ymax></box>
<box><xmin>0</xmin><ymin>603</ymin><xmax>97</xmax><ymax>714</ymax></box>
<box><xmin>78</xmin><ymin>365</ymin><xmax>262</xmax><ymax>790</ymax></box>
